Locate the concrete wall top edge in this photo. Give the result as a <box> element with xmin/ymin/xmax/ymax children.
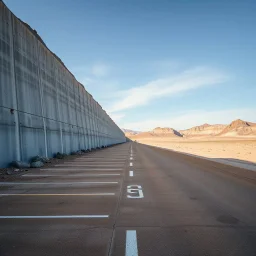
<box><xmin>1</xmin><ymin>0</ymin><xmax>108</xmax><ymax>120</ymax></box>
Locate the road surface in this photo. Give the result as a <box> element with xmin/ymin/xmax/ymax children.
<box><xmin>0</xmin><ymin>142</ymin><xmax>256</xmax><ymax>255</ymax></box>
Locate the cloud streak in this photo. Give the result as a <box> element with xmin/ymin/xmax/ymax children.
<box><xmin>91</xmin><ymin>63</ymin><xmax>110</xmax><ymax>77</ymax></box>
<box><xmin>110</xmin><ymin>113</ymin><xmax>125</xmax><ymax>123</ymax></box>
<box><xmin>109</xmin><ymin>67</ymin><xmax>228</xmax><ymax>113</ymax></box>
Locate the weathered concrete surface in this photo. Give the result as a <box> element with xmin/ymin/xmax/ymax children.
<box><xmin>0</xmin><ymin>1</ymin><xmax>125</xmax><ymax>168</ymax></box>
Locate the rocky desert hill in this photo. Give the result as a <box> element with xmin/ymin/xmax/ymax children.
<box><xmin>180</xmin><ymin>123</ymin><xmax>226</xmax><ymax>137</ymax></box>
<box><xmin>218</xmin><ymin>119</ymin><xmax>256</xmax><ymax>137</ymax></box>
<box><xmin>122</xmin><ymin>128</ymin><xmax>141</xmax><ymax>137</ymax></box>
<box><xmin>124</xmin><ymin>119</ymin><xmax>256</xmax><ymax>139</ymax></box>
<box><xmin>152</xmin><ymin>127</ymin><xmax>183</xmax><ymax>137</ymax></box>
<box><xmin>128</xmin><ymin>127</ymin><xmax>183</xmax><ymax>139</ymax></box>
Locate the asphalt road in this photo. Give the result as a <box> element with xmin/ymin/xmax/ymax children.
<box><xmin>0</xmin><ymin>142</ymin><xmax>256</xmax><ymax>256</ymax></box>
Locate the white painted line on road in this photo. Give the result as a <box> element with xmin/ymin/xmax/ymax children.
<box><xmin>130</xmin><ymin>157</ymin><xmax>133</xmax><ymax>160</ymax></box>
<box><xmin>126</xmin><ymin>230</ymin><xmax>138</xmax><ymax>256</ymax></box>
<box><xmin>70</xmin><ymin>162</ymin><xmax>125</xmax><ymax>164</ymax></box>
<box><xmin>41</xmin><ymin>168</ymin><xmax>123</xmax><ymax>171</ymax></box>
<box><xmin>75</xmin><ymin>160</ymin><xmax>125</xmax><ymax>162</ymax></box>
<box><xmin>64</xmin><ymin>161</ymin><xmax>125</xmax><ymax>163</ymax></box>
<box><xmin>0</xmin><ymin>182</ymin><xmax>118</xmax><ymax>185</ymax></box>
<box><xmin>0</xmin><ymin>215</ymin><xmax>109</xmax><ymax>219</ymax></box>
<box><xmin>76</xmin><ymin>154</ymin><xmax>127</xmax><ymax>160</ymax></box>
<box><xmin>76</xmin><ymin>159</ymin><xmax>126</xmax><ymax>161</ymax></box>
<box><xmin>23</xmin><ymin>174</ymin><xmax>121</xmax><ymax>177</ymax></box>
<box><xmin>55</xmin><ymin>164</ymin><xmax>123</xmax><ymax>167</ymax></box>
<box><xmin>0</xmin><ymin>193</ymin><xmax>115</xmax><ymax>196</ymax></box>
<box><xmin>129</xmin><ymin>171</ymin><xmax>134</xmax><ymax>177</ymax></box>
<box><xmin>130</xmin><ymin>162</ymin><xmax>133</xmax><ymax>166</ymax></box>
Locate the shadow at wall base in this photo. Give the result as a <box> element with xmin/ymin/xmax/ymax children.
<box><xmin>0</xmin><ymin>121</ymin><xmax>126</xmax><ymax>168</ymax></box>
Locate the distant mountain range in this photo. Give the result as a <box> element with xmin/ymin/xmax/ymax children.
<box><xmin>124</xmin><ymin>119</ymin><xmax>256</xmax><ymax>138</ymax></box>
<box><xmin>122</xmin><ymin>128</ymin><xmax>141</xmax><ymax>136</ymax></box>
<box><xmin>180</xmin><ymin>123</ymin><xmax>226</xmax><ymax>137</ymax></box>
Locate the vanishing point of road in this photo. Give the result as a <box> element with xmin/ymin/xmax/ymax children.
<box><xmin>0</xmin><ymin>142</ymin><xmax>256</xmax><ymax>255</ymax></box>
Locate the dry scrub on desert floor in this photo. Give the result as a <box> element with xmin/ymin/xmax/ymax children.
<box><xmin>135</xmin><ymin>137</ymin><xmax>256</xmax><ymax>165</ymax></box>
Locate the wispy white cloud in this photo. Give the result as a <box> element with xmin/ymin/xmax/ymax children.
<box><xmin>120</xmin><ymin>108</ymin><xmax>256</xmax><ymax>131</ymax></box>
<box><xmin>108</xmin><ymin>67</ymin><xmax>228</xmax><ymax>113</ymax></box>
<box><xmin>109</xmin><ymin>113</ymin><xmax>125</xmax><ymax>123</ymax></box>
<box><xmin>71</xmin><ymin>62</ymin><xmax>118</xmax><ymax>103</ymax></box>
<box><xmin>91</xmin><ymin>63</ymin><xmax>111</xmax><ymax>77</ymax></box>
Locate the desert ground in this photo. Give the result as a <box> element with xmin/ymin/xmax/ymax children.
<box><xmin>131</xmin><ymin>136</ymin><xmax>256</xmax><ymax>170</ymax></box>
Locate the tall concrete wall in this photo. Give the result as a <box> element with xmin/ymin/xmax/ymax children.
<box><xmin>0</xmin><ymin>1</ymin><xmax>125</xmax><ymax>167</ymax></box>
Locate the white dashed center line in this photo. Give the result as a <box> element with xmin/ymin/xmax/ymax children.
<box><xmin>125</xmin><ymin>230</ymin><xmax>138</xmax><ymax>256</ymax></box>
<box><xmin>129</xmin><ymin>171</ymin><xmax>134</xmax><ymax>177</ymax></box>
<box><xmin>130</xmin><ymin>162</ymin><xmax>133</xmax><ymax>167</ymax></box>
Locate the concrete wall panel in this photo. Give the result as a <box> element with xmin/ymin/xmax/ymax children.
<box><xmin>0</xmin><ymin>1</ymin><xmax>125</xmax><ymax>167</ymax></box>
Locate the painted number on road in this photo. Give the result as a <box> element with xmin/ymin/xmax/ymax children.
<box><xmin>127</xmin><ymin>185</ymin><xmax>144</xmax><ymax>199</ymax></box>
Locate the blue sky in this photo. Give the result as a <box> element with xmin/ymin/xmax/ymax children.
<box><xmin>5</xmin><ymin>0</ymin><xmax>256</xmax><ymax>130</ymax></box>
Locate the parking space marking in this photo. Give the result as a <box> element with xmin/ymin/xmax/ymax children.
<box><xmin>0</xmin><ymin>193</ymin><xmax>115</xmax><ymax>196</ymax></box>
<box><xmin>41</xmin><ymin>168</ymin><xmax>123</xmax><ymax>171</ymax></box>
<box><xmin>78</xmin><ymin>158</ymin><xmax>126</xmax><ymax>160</ymax></box>
<box><xmin>130</xmin><ymin>162</ymin><xmax>133</xmax><ymax>167</ymax></box>
<box><xmin>125</xmin><ymin>230</ymin><xmax>138</xmax><ymax>256</ymax></box>
<box><xmin>64</xmin><ymin>161</ymin><xmax>125</xmax><ymax>163</ymax></box>
<box><xmin>0</xmin><ymin>181</ymin><xmax>118</xmax><ymax>185</ymax></box>
<box><xmin>23</xmin><ymin>174</ymin><xmax>121</xmax><ymax>177</ymax></box>
<box><xmin>0</xmin><ymin>215</ymin><xmax>109</xmax><ymax>219</ymax></box>
<box><xmin>55</xmin><ymin>164</ymin><xmax>124</xmax><ymax>167</ymax></box>
<box><xmin>129</xmin><ymin>171</ymin><xmax>134</xmax><ymax>177</ymax></box>
<box><xmin>69</xmin><ymin>162</ymin><xmax>125</xmax><ymax>164</ymax></box>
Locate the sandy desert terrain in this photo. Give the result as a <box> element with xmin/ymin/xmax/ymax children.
<box><xmin>136</xmin><ymin>137</ymin><xmax>256</xmax><ymax>164</ymax></box>
<box><xmin>126</xmin><ymin>119</ymin><xmax>256</xmax><ymax>170</ymax></box>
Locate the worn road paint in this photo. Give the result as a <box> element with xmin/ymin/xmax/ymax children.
<box><xmin>130</xmin><ymin>162</ymin><xmax>133</xmax><ymax>167</ymax></box>
<box><xmin>0</xmin><ymin>181</ymin><xmax>118</xmax><ymax>185</ymax></box>
<box><xmin>0</xmin><ymin>193</ymin><xmax>115</xmax><ymax>196</ymax></box>
<box><xmin>126</xmin><ymin>230</ymin><xmax>138</xmax><ymax>256</ymax></box>
<box><xmin>127</xmin><ymin>185</ymin><xmax>144</xmax><ymax>199</ymax></box>
<box><xmin>0</xmin><ymin>215</ymin><xmax>109</xmax><ymax>219</ymax></box>
<box><xmin>129</xmin><ymin>171</ymin><xmax>134</xmax><ymax>177</ymax></box>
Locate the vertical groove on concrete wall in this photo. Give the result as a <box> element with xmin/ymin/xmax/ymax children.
<box><xmin>0</xmin><ymin>1</ymin><xmax>126</xmax><ymax>167</ymax></box>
